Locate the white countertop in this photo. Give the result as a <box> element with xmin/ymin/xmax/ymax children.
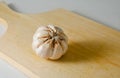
<box><xmin>0</xmin><ymin>0</ymin><xmax>120</xmax><ymax>78</ymax></box>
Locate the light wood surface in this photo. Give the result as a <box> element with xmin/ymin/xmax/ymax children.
<box><xmin>0</xmin><ymin>2</ymin><xmax>120</xmax><ymax>78</ymax></box>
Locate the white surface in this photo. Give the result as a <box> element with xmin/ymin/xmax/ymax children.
<box><xmin>0</xmin><ymin>24</ymin><xmax>7</xmax><ymax>37</ymax></box>
<box><xmin>0</xmin><ymin>59</ymin><xmax>27</xmax><ymax>78</ymax></box>
<box><xmin>0</xmin><ymin>0</ymin><xmax>120</xmax><ymax>78</ymax></box>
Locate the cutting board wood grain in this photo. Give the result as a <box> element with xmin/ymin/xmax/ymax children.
<box><xmin>0</xmin><ymin>2</ymin><xmax>120</xmax><ymax>78</ymax></box>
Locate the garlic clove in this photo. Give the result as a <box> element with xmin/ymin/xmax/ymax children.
<box><xmin>36</xmin><ymin>41</ymin><xmax>53</xmax><ymax>59</ymax></box>
<box><xmin>34</xmin><ymin>31</ymin><xmax>48</xmax><ymax>40</ymax></box>
<box><xmin>61</xmin><ymin>40</ymin><xmax>68</xmax><ymax>54</ymax></box>
<box><xmin>32</xmin><ymin>39</ymin><xmax>44</xmax><ymax>50</ymax></box>
<box><xmin>49</xmin><ymin>42</ymin><xmax>63</xmax><ymax>60</ymax></box>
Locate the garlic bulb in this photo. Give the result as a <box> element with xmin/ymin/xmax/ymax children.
<box><xmin>32</xmin><ymin>25</ymin><xmax>68</xmax><ymax>60</ymax></box>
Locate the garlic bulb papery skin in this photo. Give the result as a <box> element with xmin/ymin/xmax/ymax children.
<box><xmin>32</xmin><ymin>25</ymin><xmax>68</xmax><ymax>60</ymax></box>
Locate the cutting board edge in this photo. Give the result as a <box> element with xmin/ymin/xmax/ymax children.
<box><xmin>0</xmin><ymin>51</ymin><xmax>39</xmax><ymax>78</ymax></box>
<box><xmin>46</xmin><ymin>8</ymin><xmax>120</xmax><ymax>34</ymax></box>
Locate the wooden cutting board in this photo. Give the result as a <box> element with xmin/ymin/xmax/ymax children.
<box><xmin>0</xmin><ymin>2</ymin><xmax>120</xmax><ymax>78</ymax></box>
